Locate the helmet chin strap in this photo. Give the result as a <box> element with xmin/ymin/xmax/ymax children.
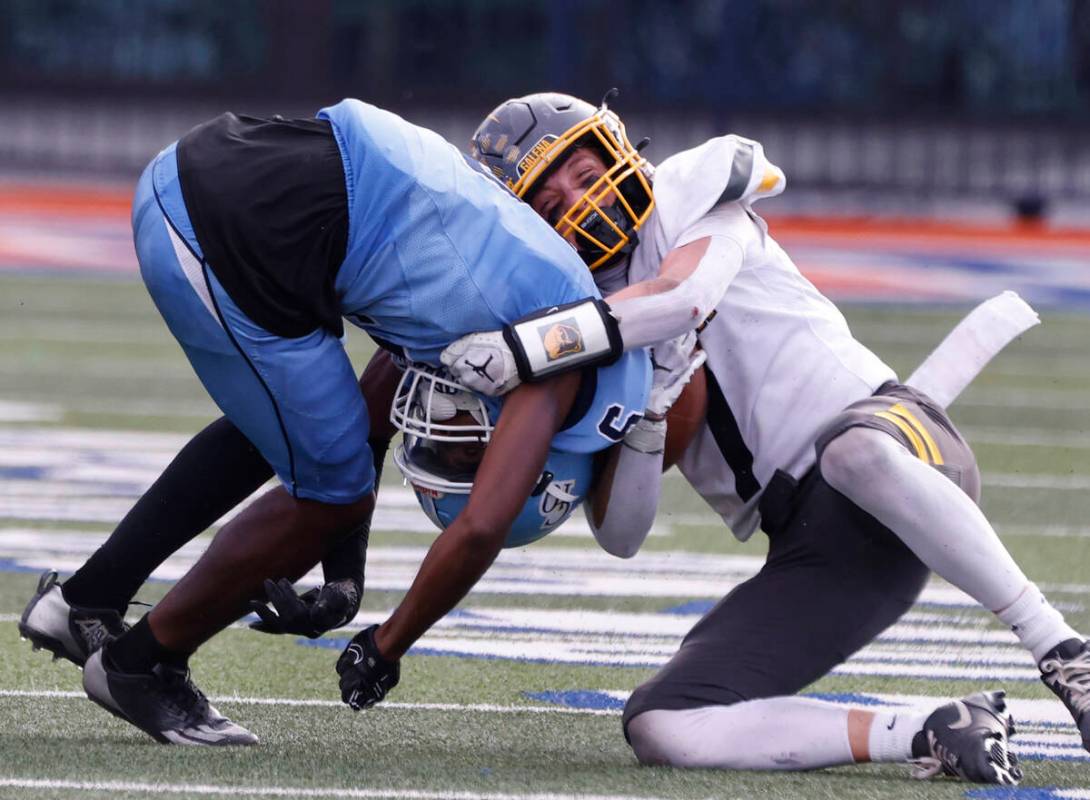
<box><xmin>577</xmin><ymin>205</ymin><xmax>640</xmax><ymax>270</ymax></box>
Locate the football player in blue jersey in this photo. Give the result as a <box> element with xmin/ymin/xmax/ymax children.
<box><xmin>19</xmin><ymin>99</ymin><xmax>674</xmax><ymax>746</ymax></box>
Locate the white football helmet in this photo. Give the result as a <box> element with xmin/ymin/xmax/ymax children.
<box><xmin>390</xmin><ymin>365</ymin><xmax>593</xmax><ymax>547</ymax></box>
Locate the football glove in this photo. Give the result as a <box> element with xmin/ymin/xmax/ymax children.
<box><xmin>336</xmin><ymin>624</ymin><xmax>400</xmax><ymax>710</ymax></box>
<box><xmin>647</xmin><ymin>332</ymin><xmax>707</xmax><ymax>418</ymax></box>
<box><xmin>248</xmin><ymin>577</ymin><xmax>360</xmax><ymax>639</ymax></box>
<box><xmin>439</xmin><ymin>330</ymin><xmax>521</xmax><ymax>396</ymax></box>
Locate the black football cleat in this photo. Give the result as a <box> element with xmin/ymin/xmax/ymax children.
<box><xmin>910</xmin><ymin>690</ymin><xmax>1022</xmax><ymax>784</ymax></box>
<box><xmin>82</xmin><ymin>648</ymin><xmax>258</xmax><ymax>746</ymax></box>
<box><xmin>18</xmin><ymin>570</ymin><xmax>127</xmax><ymax>667</ymax></box>
<box><xmin>1039</xmin><ymin>638</ymin><xmax>1090</xmax><ymax>753</ymax></box>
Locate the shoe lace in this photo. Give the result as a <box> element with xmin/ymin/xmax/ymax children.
<box><xmin>908</xmin><ymin>756</ymin><xmax>943</xmax><ymax>780</ymax></box>
<box><xmin>909</xmin><ymin>731</ymin><xmax>958</xmax><ymax>780</ymax></box>
<box><xmin>156</xmin><ymin>665</ymin><xmax>210</xmax><ymax>722</ymax></box>
<box><xmin>1040</xmin><ymin>649</ymin><xmax>1090</xmax><ymax>715</ymax></box>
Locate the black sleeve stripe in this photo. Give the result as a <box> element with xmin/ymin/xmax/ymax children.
<box><xmin>718</xmin><ymin>141</ymin><xmax>755</xmax><ymax>205</ymax></box>
<box><xmin>152</xmin><ymin>184</ymin><xmax>300</xmax><ymax>498</ymax></box>
<box><xmin>704</xmin><ymin>368</ymin><xmax>760</xmax><ymax>502</ymax></box>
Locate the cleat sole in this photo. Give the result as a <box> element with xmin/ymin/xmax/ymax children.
<box><xmin>17</xmin><ymin>622</ymin><xmax>86</xmax><ymax>667</ymax></box>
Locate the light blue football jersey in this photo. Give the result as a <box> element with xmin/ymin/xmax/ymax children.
<box><xmin>321</xmin><ymin>99</ymin><xmax>593</xmax><ymax>364</ymax></box>
<box><xmin>320</xmin><ymin>98</ymin><xmax>649</xmax><ymax>453</ymax></box>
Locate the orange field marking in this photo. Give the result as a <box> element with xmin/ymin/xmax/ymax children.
<box><xmin>2</xmin><ymin>185</ymin><xmax>1089</xmax><ymax>249</ymax></box>
<box><xmin>0</xmin><ymin>185</ymin><xmax>132</xmax><ymax>218</ymax></box>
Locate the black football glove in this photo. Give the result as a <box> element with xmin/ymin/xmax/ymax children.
<box><xmin>336</xmin><ymin>624</ymin><xmax>400</xmax><ymax>710</ymax></box>
<box><xmin>248</xmin><ymin>577</ymin><xmax>360</xmax><ymax>638</ymax></box>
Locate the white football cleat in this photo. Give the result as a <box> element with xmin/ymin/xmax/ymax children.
<box><xmin>19</xmin><ymin>570</ymin><xmax>127</xmax><ymax>667</ymax></box>
<box><xmin>910</xmin><ymin>690</ymin><xmax>1022</xmax><ymax>784</ymax></box>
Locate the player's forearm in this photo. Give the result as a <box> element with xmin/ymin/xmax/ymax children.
<box><xmin>375</xmin><ymin>373</ymin><xmax>580</xmax><ymax>660</ymax></box>
<box><xmin>374</xmin><ymin>519</ymin><xmax>504</xmax><ymax>659</ymax></box>
<box><xmin>607</xmin><ymin>236</ymin><xmax>742</xmax><ymax>350</ymax></box>
<box><xmin>321</xmin><ymin>435</ymin><xmax>386</xmax><ymax>587</ymax></box>
<box><xmin>587</xmin><ymin>437</ymin><xmax>662</xmax><ymax>558</ymax></box>
<box><xmin>151</xmin><ymin>487</ymin><xmax>374</xmax><ymax>652</ymax></box>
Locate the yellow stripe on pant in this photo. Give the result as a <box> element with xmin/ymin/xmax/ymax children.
<box><xmin>874</xmin><ymin>410</ymin><xmax>928</xmax><ymax>461</ymax></box>
<box><xmin>887</xmin><ymin>403</ymin><xmax>944</xmax><ymax>465</ymax></box>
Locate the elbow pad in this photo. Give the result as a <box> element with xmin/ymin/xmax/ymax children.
<box><xmin>504</xmin><ymin>297</ymin><xmax>623</xmax><ymax>383</ymax></box>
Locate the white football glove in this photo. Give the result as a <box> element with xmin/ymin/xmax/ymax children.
<box><xmin>440</xmin><ymin>330</ymin><xmax>521</xmax><ymax>396</ymax></box>
<box><xmin>647</xmin><ymin>332</ymin><xmax>707</xmax><ymax>419</ymax></box>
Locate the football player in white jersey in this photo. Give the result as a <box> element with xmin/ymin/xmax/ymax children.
<box><xmin>444</xmin><ymin>91</ymin><xmax>1090</xmax><ymax>783</ymax></box>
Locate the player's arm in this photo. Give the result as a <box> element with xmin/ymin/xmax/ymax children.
<box><xmin>336</xmin><ymin>370</ymin><xmax>581</xmax><ymax>708</ymax></box>
<box><xmin>586</xmin><ymin>343</ymin><xmax>706</xmax><ymax>558</ymax></box>
<box><xmin>313</xmin><ymin>349</ymin><xmax>403</xmax><ymax>607</ymax></box>
<box><xmin>319</xmin><ymin>348</ymin><xmax>402</xmax><ymax>585</ymax></box>
<box><xmin>586</xmin><ymin>433</ymin><xmax>663</xmax><ymax>559</ymax></box>
<box><xmin>442</xmin><ymin>236</ymin><xmax>741</xmax><ymax>395</ymax></box>
<box><xmin>251</xmin><ymin>349</ymin><xmax>403</xmax><ymax>638</ymax></box>
<box><xmin>607</xmin><ymin>235</ymin><xmax>742</xmax><ymax>349</ymax></box>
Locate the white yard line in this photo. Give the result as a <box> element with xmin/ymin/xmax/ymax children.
<box><xmin>0</xmin><ymin>689</ymin><xmax>618</xmax><ymax>717</ymax></box>
<box><xmin>0</xmin><ymin>401</ymin><xmax>63</xmax><ymax>423</ymax></box>
<box><xmin>2</xmin><ymin>690</ymin><xmax>1084</xmax><ymax>767</ymax></box>
<box><xmin>986</xmin><ymin>473</ymin><xmax>1090</xmax><ymax>490</ymax></box>
<box><xmin>0</xmin><ymin>779</ymin><xmax>693</xmax><ymax>800</ymax></box>
<box><xmin>997</xmin><ymin>525</ymin><xmax>1090</xmax><ymax>539</ymax></box>
<box><xmin>962</xmin><ymin>427</ymin><xmax>1090</xmax><ymax>449</ymax></box>
<box><xmin>958</xmin><ymin>388</ymin><xmax>1090</xmax><ymax>411</ymax></box>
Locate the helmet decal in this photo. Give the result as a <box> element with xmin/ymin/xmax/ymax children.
<box><xmin>516</xmin><ymin>134</ymin><xmax>559</xmax><ymax>177</ymax></box>
<box><xmin>539</xmin><ymin>318</ymin><xmax>585</xmax><ymax>362</ymax></box>
<box><xmin>538</xmin><ymin>479</ymin><xmax>577</xmax><ymax>529</ymax></box>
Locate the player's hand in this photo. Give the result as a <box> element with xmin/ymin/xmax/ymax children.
<box><xmin>440</xmin><ymin>330</ymin><xmax>521</xmax><ymax>396</ymax></box>
<box><xmin>248</xmin><ymin>577</ymin><xmax>360</xmax><ymax>639</ymax></box>
<box><xmin>336</xmin><ymin>624</ymin><xmax>400</xmax><ymax>710</ymax></box>
<box><xmin>647</xmin><ymin>332</ymin><xmax>707</xmax><ymax>418</ymax></box>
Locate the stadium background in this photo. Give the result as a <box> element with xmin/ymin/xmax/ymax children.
<box><xmin>1</xmin><ymin>2</ymin><xmax>1090</xmax><ymax>799</ymax></box>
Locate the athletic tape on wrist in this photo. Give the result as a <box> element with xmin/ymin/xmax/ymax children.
<box><xmin>503</xmin><ymin>298</ymin><xmax>623</xmax><ymax>383</ymax></box>
<box><xmin>623</xmin><ymin>416</ymin><xmax>666</xmax><ymax>454</ymax></box>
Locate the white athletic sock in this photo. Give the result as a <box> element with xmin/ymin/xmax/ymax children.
<box><xmin>996</xmin><ymin>582</ymin><xmax>1081</xmax><ymax>662</ymax></box>
<box><xmin>627</xmin><ymin>697</ymin><xmax>856</xmax><ymax>770</ymax></box>
<box><xmin>868</xmin><ymin>710</ymin><xmax>926</xmax><ymax>763</ymax></box>
<box><xmin>821</xmin><ymin>429</ymin><xmax>1080</xmax><ymax>658</ymax></box>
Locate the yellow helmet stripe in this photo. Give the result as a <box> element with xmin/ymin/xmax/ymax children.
<box><xmin>887</xmin><ymin>403</ymin><xmax>944</xmax><ymax>466</ymax></box>
<box><xmin>757</xmin><ymin>169</ymin><xmax>781</xmax><ymax>193</ymax></box>
<box><xmin>874</xmin><ymin>410</ymin><xmax>928</xmax><ymax>462</ymax></box>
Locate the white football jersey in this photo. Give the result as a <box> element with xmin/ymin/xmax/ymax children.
<box><xmin>619</xmin><ymin>135</ymin><xmax>896</xmax><ymax>540</ymax></box>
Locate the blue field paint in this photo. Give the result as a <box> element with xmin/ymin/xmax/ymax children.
<box><xmin>293</xmin><ymin>638</ymin><xmax>662</xmax><ymax>668</ymax></box>
<box><xmin>805</xmin><ymin>691</ymin><xmax>887</xmax><ymax>706</ymax></box>
<box><xmin>966</xmin><ymin>788</ymin><xmax>1089</xmax><ymax>799</ymax></box>
<box><xmin>287</xmin><ymin>636</ymin><xmax>1041</xmax><ymax>680</ymax></box>
<box><xmin>0</xmin><ymin>558</ymin><xmax>45</xmax><ymax>575</ymax></box>
<box><xmin>297</xmin><ymin>637</ymin><xmax>349</xmax><ymax>650</ymax></box>
<box><xmin>0</xmin><ymin>465</ymin><xmax>49</xmax><ymax>481</ymax></box>
<box><xmin>659</xmin><ymin>599</ymin><xmax>716</xmax><ymax>615</ymax></box>
<box><xmin>522</xmin><ymin>691</ymin><xmax>625</xmax><ymax>711</ymax></box>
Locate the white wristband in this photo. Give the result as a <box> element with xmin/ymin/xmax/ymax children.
<box><xmin>504</xmin><ymin>297</ymin><xmax>623</xmax><ymax>382</ymax></box>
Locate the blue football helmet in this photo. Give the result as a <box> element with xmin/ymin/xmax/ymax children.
<box><xmin>390</xmin><ymin>365</ymin><xmax>593</xmax><ymax>547</ymax></box>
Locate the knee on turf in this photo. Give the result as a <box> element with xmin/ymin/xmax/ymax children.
<box><xmin>818</xmin><ymin>426</ymin><xmax>901</xmax><ymax>493</ymax></box>
<box><xmin>627</xmin><ymin>707</ymin><xmax>756</xmax><ymax>769</ymax></box>
<box><xmin>626</xmin><ymin>709</ymin><xmax>703</xmax><ymax>767</ymax></box>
